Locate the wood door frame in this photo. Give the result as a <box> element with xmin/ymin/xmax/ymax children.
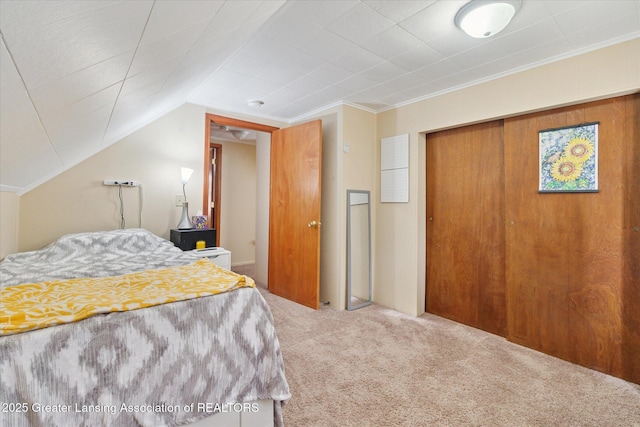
<box><xmin>207</xmin><ymin>143</ymin><xmax>222</xmax><ymax>246</ymax></box>
<box><xmin>202</xmin><ymin>113</ymin><xmax>279</xmax><ymax>246</ymax></box>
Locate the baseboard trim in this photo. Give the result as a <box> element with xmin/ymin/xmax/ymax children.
<box><xmin>231</xmin><ymin>261</ymin><xmax>255</xmax><ymax>267</ymax></box>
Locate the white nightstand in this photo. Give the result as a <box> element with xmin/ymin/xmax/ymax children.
<box><xmin>191</xmin><ymin>247</ymin><xmax>231</xmax><ymax>270</ymax></box>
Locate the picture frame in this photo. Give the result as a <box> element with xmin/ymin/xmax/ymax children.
<box><xmin>539</xmin><ymin>122</ymin><xmax>599</xmax><ymax>193</ymax></box>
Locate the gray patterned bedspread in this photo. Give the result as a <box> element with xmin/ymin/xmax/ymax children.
<box><xmin>0</xmin><ymin>228</ymin><xmax>199</xmax><ymax>286</ymax></box>
<box><xmin>0</xmin><ymin>229</ymin><xmax>290</xmax><ymax>427</ymax></box>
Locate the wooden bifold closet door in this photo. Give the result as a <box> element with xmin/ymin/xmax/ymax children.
<box><xmin>426</xmin><ymin>120</ymin><xmax>507</xmax><ymax>337</ymax></box>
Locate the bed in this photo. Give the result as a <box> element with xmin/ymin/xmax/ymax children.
<box><xmin>0</xmin><ymin>228</ymin><xmax>290</xmax><ymax>427</ymax></box>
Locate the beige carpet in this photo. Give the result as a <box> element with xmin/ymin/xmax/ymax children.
<box><xmin>232</xmin><ymin>265</ymin><xmax>640</xmax><ymax>426</ymax></box>
<box><xmin>264</xmin><ymin>295</ymin><xmax>639</xmax><ymax>425</ymax></box>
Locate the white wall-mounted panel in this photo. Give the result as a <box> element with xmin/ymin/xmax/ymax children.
<box><xmin>381</xmin><ymin>134</ymin><xmax>409</xmax><ymax>170</ymax></box>
<box><xmin>380</xmin><ymin>168</ymin><xmax>409</xmax><ymax>203</ymax></box>
<box><xmin>380</xmin><ymin>134</ymin><xmax>409</xmax><ymax>203</ymax></box>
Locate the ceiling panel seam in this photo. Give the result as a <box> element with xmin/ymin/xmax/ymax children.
<box><xmin>0</xmin><ymin>32</ymin><xmax>62</xmax><ymax>165</ymax></box>
<box><xmin>102</xmin><ymin>1</ymin><xmax>156</xmax><ymax>146</ymax></box>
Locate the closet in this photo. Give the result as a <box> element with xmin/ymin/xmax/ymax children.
<box><xmin>426</xmin><ymin>94</ymin><xmax>639</xmax><ymax>384</ymax></box>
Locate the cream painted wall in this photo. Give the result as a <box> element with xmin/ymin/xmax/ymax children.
<box><xmin>19</xmin><ymin>104</ymin><xmax>207</xmax><ymax>251</ymax></box>
<box><xmin>215</xmin><ymin>140</ymin><xmax>257</xmax><ymax>266</ymax></box>
<box><xmin>0</xmin><ymin>191</ymin><xmax>19</xmax><ymax>259</ymax></box>
<box><xmin>376</xmin><ymin>39</ymin><xmax>640</xmax><ymax>316</ymax></box>
<box><xmin>17</xmin><ymin>103</ymin><xmax>286</xmax><ymax>253</ymax></box>
<box><xmin>342</xmin><ymin>105</ymin><xmax>377</xmax><ymax>309</ymax></box>
<box><xmin>318</xmin><ymin>112</ymin><xmax>340</xmax><ymax>308</ymax></box>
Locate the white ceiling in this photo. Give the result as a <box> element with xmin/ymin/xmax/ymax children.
<box><xmin>1</xmin><ymin>0</ymin><xmax>639</xmax><ymax>193</ymax></box>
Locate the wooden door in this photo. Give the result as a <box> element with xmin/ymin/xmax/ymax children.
<box><xmin>426</xmin><ymin>120</ymin><xmax>506</xmax><ymax>336</ymax></box>
<box><xmin>268</xmin><ymin>120</ymin><xmax>322</xmax><ymax>309</ymax></box>
<box><xmin>504</xmin><ymin>95</ymin><xmax>640</xmax><ymax>382</ymax></box>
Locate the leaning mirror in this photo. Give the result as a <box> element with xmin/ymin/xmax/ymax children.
<box><xmin>347</xmin><ymin>190</ymin><xmax>372</xmax><ymax>310</ymax></box>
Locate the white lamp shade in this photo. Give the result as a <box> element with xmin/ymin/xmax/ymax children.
<box><xmin>181</xmin><ymin>167</ymin><xmax>194</xmax><ymax>184</ymax></box>
<box><xmin>455</xmin><ymin>0</ymin><xmax>521</xmax><ymax>38</ymax></box>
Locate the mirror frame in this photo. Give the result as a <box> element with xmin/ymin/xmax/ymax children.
<box><xmin>347</xmin><ymin>189</ymin><xmax>372</xmax><ymax>310</ymax></box>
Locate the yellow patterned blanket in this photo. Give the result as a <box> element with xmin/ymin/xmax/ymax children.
<box><xmin>0</xmin><ymin>258</ymin><xmax>254</xmax><ymax>336</ymax></box>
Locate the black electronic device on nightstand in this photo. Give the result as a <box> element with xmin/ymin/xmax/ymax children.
<box><xmin>170</xmin><ymin>228</ymin><xmax>216</xmax><ymax>251</ymax></box>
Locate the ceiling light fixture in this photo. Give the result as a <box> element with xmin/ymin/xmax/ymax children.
<box><xmin>230</xmin><ymin>130</ymin><xmax>250</xmax><ymax>140</ymax></box>
<box><xmin>248</xmin><ymin>100</ymin><xmax>264</xmax><ymax>108</ymax></box>
<box><xmin>455</xmin><ymin>0</ymin><xmax>522</xmax><ymax>38</ymax></box>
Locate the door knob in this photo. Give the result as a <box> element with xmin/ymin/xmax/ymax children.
<box><xmin>308</xmin><ymin>220</ymin><xmax>321</xmax><ymax>228</ymax></box>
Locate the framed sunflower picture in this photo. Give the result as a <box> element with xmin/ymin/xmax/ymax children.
<box><xmin>539</xmin><ymin>122</ymin><xmax>599</xmax><ymax>193</ymax></box>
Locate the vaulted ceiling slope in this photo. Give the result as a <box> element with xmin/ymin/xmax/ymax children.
<box><xmin>1</xmin><ymin>1</ymin><xmax>639</xmax><ymax>194</ymax></box>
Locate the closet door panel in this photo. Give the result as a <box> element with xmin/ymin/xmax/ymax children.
<box><xmin>426</xmin><ymin>120</ymin><xmax>506</xmax><ymax>337</ymax></box>
<box><xmin>621</xmin><ymin>94</ymin><xmax>640</xmax><ymax>383</ymax></box>
<box><xmin>504</xmin><ymin>95</ymin><xmax>639</xmax><ymax>382</ymax></box>
<box><xmin>503</xmin><ymin>110</ymin><xmax>573</xmax><ymax>358</ymax></box>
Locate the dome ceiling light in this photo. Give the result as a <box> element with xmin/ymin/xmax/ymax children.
<box><xmin>230</xmin><ymin>130</ymin><xmax>250</xmax><ymax>140</ymax></box>
<box><xmin>455</xmin><ymin>0</ymin><xmax>522</xmax><ymax>38</ymax></box>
